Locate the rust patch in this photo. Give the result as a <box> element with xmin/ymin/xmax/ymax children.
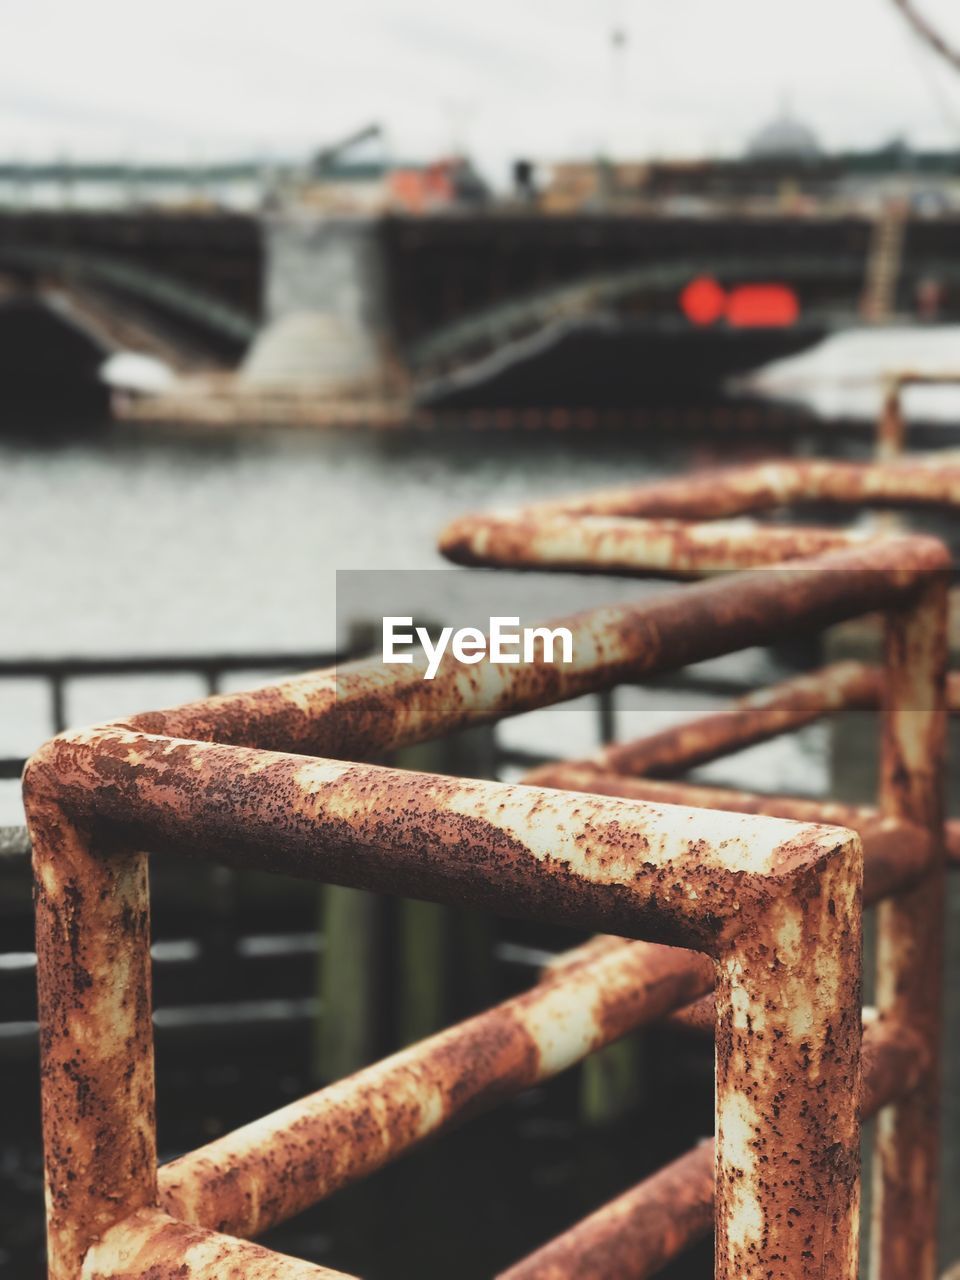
<box><xmin>81</xmin><ymin>1208</ymin><xmax>356</xmax><ymax>1279</ymax></box>
<box><xmin>23</xmin><ymin>757</ymin><xmax>156</xmax><ymax>1280</ymax></box>
<box><xmin>524</xmin><ymin>765</ymin><xmax>934</xmax><ymax>906</ymax></box>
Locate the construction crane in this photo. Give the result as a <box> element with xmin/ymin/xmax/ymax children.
<box><xmin>891</xmin><ymin>0</ymin><xmax>960</xmax><ymax>75</ymax></box>
<box><xmin>311</xmin><ymin>124</ymin><xmax>383</xmax><ymax>177</ymax></box>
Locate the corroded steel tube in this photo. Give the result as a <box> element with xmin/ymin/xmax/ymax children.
<box><xmin>713</xmin><ymin>833</ymin><xmax>861</xmax><ymax>1277</ymax></box>
<box><xmin>523</xmin><ymin>766</ymin><xmax>935</xmax><ymax>905</ymax></box>
<box><xmin>439</xmin><ymin>512</ymin><xmax>865</xmax><ymax>576</ymax></box>
<box><xmin>158</xmin><ymin>939</ymin><xmax>714</xmax><ymax>1238</ymax></box>
<box><xmin>663</xmin><ymin>991</ymin><xmax>716</xmax><ymax>1034</ymax></box>
<box><xmin>518</xmin><ymin>459</ymin><xmax>960</xmax><ymax>520</ymax></box>
<box><xmin>498</xmin><ymin>1141</ymin><xmax>716</xmax><ymax>1280</ymax></box>
<box><xmin>541</xmin><ymin>934</ymin><xmax>633</xmax><ymax>982</ymax></box>
<box><xmin>861</xmin><ymin>1015</ymin><xmax>932</xmax><ymax>1118</ymax></box>
<box><xmin>81</xmin><ymin>1209</ymin><xmax>357</xmax><ymax>1280</ymax></box>
<box><xmin>530</xmin><ymin>674</ymin><xmax>960</xmax><ymax>868</ymax></box>
<box><xmin>595</xmin><ymin>661</ymin><xmax>880</xmax><ymax>776</ymax></box>
<box><xmin>23</xmin><ymin>779</ymin><xmax>156</xmax><ymax>1280</ymax></box>
<box><xmin>872</xmin><ymin>575</ymin><xmax>948</xmax><ymax>1280</ymax></box>
<box><xmin>598</xmin><ymin>666</ymin><xmax>960</xmax><ymax>782</ymax></box>
<box><xmin>119</xmin><ymin>537</ymin><xmax>948</xmax><ymax>758</ymax></box>
<box><xmin>27</xmin><ymin>729</ymin><xmax>855</xmax><ymax>955</ymax></box>
<box><xmin>497</xmin><ymin>1019</ymin><xmax>924</xmax><ymax>1280</ymax></box>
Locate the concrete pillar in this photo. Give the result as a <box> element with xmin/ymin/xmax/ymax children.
<box><xmin>240</xmin><ymin>214</ymin><xmax>406</xmax><ymax>400</ymax></box>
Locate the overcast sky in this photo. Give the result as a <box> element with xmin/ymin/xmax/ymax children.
<box><xmin>3</xmin><ymin>0</ymin><xmax>960</xmax><ymax>182</ymax></box>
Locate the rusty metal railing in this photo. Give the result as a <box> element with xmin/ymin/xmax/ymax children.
<box><xmin>440</xmin><ymin>457</ymin><xmax>960</xmax><ymax>565</ymax></box>
<box><xmin>23</xmin><ymin>515</ymin><xmax>952</xmax><ymax>1279</ymax></box>
<box><xmin>439</xmin><ymin>455</ymin><xmax>960</xmax><ymax>1277</ymax></box>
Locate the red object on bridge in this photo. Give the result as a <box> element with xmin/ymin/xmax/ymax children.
<box><xmin>680</xmin><ymin>276</ymin><xmax>799</xmax><ymax>328</ymax></box>
<box><xmin>679</xmin><ymin>276</ymin><xmax>727</xmax><ymax>325</ymax></box>
<box><xmin>725</xmin><ymin>283</ymin><xmax>799</xmax><ymax>328</ymax></box>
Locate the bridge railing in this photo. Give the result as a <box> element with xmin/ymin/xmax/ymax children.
<box><xmin>0</xmin><ymin>244</ymin><xmax>258</xmax><ymax>344</ymax></box>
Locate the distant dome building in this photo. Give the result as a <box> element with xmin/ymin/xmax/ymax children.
<box><xmin>747</xmin><ymin>110</ymin><xmax>822</xmax><ymax>161</ymax></box>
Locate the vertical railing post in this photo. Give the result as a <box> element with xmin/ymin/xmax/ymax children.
<box><xmin>50</xmin><ymin>674</ymin><xmax>66</xmax><ymax>735</ymax></box>
<box><xmin>597</xmin><ymin>687</ymin><xmax>617</xmax><ymax>745</ymax></box>
<box><xmin>397</xmin><ymin>897</ymin><xmax>448</xmax><ymax>1044</ymax></box>
<box><xmin>23</xmin><ymin>751</ymin><xmax>156</xmax><ymax>1280</ymax></box>
<box><xmin>872</xmin><ymin>573</ymin><xmax>948</xmax><ymax>1280</ymax></box>
<box><xmin>315</xmin><ymin>885</ymin><xmax>386</xmax><ymax>1080</ymax></box>
<box><xmin>580</xmin><ymin>687</ymin><xmax>640</xmax><ymax>1126</ymax></box>
<box><xmin>715</xmin><ymin>835</ymin><xmax>863</xmax><ymax>1279</ymax></box>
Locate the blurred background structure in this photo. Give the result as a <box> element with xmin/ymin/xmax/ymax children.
<box><xmin>4</xmin><ymin>2</ymin><xmax>960</xmax><ymax>1277</ymax></box>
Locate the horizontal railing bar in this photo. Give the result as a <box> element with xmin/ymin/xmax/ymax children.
<box><xmin>3</xmin><ymin>929</ymin><xmax>538</xmax><ymax>973</ymax></box>
<box><xmin>664</xmin><ymin>991</ymin><xmax>718</xmax><ymax>1034</ymax></box>
<box><xmin>497</xmin><ymin>1017</ymin><xmax>926</xmax><ymax>1280</ymax></box>
<box><xmin>543</xmin><ymin>940</ymin><xmax>723</xmax><ymax>1035</ymax></box>
<box><xmin>28</xmin><ymin>730</ymin><xmax>850</xmax><ymax>953</ymax></box>
<box><xmin>632</xmin><ymin>672</ymin><xmax>776</xmax><ymax>697</ymax></box>
<box><xmin>81</xmin><ymin>1208</ymin><xmax>357</xmax><ymax>1280</ymax></box>
<box><xmin>152</xmin><ymin>997</ymin><xmax>319</xmax><ymax>1035</ymax></box>
<box><xmin>158</xmin><ymin>938</ymin><xmax>715</xmax><ymax>1240</ymax></box>
<box><xmin>584</xmin><ymin>664</ymin><xmax>960</xmax><ymax>778</ymax></box>
<box><xmin>440</xmin><ymin>512</ymin><xmax>868</xmax><ymax>576</ymax></box>
<box><xmin>518</xmin><ymin>459</ymin><xmax>960</xmax><ymax>521</ymax></box>
<box><xmin>595</xmin><ymin>660</ymin><xmax>879</xmax><ymax>776</ymax></box>
<box><xmin>0</xmin><ymin>651</ymin><xmax>338</xmax><ymax>678</ymax></box>
<box><xmin>0</xmin><ymin>1000</ymin><xmax>323</xmax><ymax>1059</ymax></box>
<box><xmin>524</xmin><ymin>765</ymin><xmax>939</xmax><ymax>900</ymax></box>
<box><xmin>511</xmin><ymin>662</ymin><xmax>960</xmax><ymax>783</ymax></box>
<box><xmin>114</xmin><ymin>537</ymin><xmax>948</xmax><ymax>756</ymax></box>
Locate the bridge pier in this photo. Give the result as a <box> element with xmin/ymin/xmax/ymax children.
<box><xmin>240</xmin><ymin>215</ymin><xmax>407</xmax><ymax>401</ymax></box>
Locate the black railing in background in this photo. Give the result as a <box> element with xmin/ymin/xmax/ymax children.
<box><xmin>0</xmin><ymin>650</ymin><xmax>341</xmax><ymax>780</ymax></box>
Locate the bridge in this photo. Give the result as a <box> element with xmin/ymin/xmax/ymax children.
<box><xmin>3</xmin><ymin>209</ymin><xmax>960</xmax><ymax>413</ymax></box>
